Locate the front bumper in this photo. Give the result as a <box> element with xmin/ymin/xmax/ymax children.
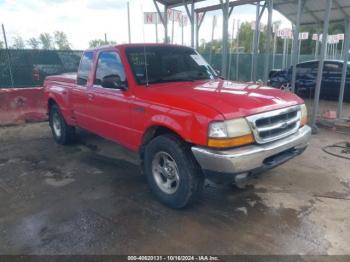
<box><xmin>191</xmin><ymin>125</ymin><xmax>312</xmax><ymax>183</ymax></box>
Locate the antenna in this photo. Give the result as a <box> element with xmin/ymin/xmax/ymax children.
<box><xmin>141</xmin><ymin>5</ymin><xmax>150</xmax><ymax>87</ymax></box>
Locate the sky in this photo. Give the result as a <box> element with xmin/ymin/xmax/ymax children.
<box><xmin>0</xmin><ymin>0</ymin><xmax>292</xmax><ymax>50</ymax></box>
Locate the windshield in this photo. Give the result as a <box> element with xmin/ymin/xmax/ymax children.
<box><xmin>126</xmin><ymin>46</ymin><xmax>218</xmax><ymax>85</ymax></box>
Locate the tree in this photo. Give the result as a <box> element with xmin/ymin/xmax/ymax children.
<box><xmin>12</xmin><ymin>36</ymin><xmax>25</xmax><ymax>49</ymax></box>
<box><xmin>199</xmin><ymin>21</ymin><xmax>346</xmax><ymax>56</ymax></box>
<box><xmin>198</xmin><ymin>39</ymin><xmax>223</xmax><ymax>54</ymax></box>
<box><xmin>54</xmin><ymin>31</ymin><xmax>71</xmax><ymax>50</ymax></box>
<box><xmin>236</xmin><ymin>22</ymin><xmax>269</xmax><ymax>54</ymax></box>
<box><xmin>39</xmin><ymin>33</ymin><xmax>54</xmax><ymax>49</ymax></box>
<box><xmin>27</xmin><ymin>37</ymin><xmax>40</xmax><ymax>49</ymax></box>
<box><xmin>198</xmin><ymin>22</ymin><xmax>267</xmax><ymax>55</ymax></box>
<box><xmin>89</xmin><ymin>39</ymin><xmax>116</xmax><ymax>48</ymax></box>
<box><xmin>0</xmin><ymin>40</ymin><xmax>4</xmax><ymax>49</ymax></box>
<box><xmin>236</xmin><ymin>22</ymin><xmax>254</xmax><ymax>53</ymax></box>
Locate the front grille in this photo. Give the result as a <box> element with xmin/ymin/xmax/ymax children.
<box><xmin>246</xmin><ymin>105</ymin><xmax>301</xmax><ymax>144</ymax></box>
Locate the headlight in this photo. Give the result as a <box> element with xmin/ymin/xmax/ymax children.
<box><xmin>208</xmin><ymin>118</ymin><xmax>254</xmax><ymax>148</ymax></box>
<box><xmin>208</xmin><ymin>122</ymin><xmax>227</xmax><ymax>138</ymax></box>
<box><xmin>300</xmin><ymin>104</ymin><xmax>308</xmax><ymax>126</ymax></box>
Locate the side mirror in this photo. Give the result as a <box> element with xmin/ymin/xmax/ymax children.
<box><xmin>101</xmin><ymin>75</ymin><xmax>127</xmax><ymax>90</ymax></box>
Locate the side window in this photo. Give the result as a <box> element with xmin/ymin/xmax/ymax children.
<box><xmin>77</xmin><ymin>52</ymin><xmax>94</xmax><ymax>86</ymax></box>
<box><xmin>296</xmin><ymin>63</ymin><xmax>311</xmax><ymax>75</ymax></box>
<box><xmin>94</xmin><ymin>51</ymin><xmax>126</xmax><ymax>87</ymax></box>
<box><xmin>309</xmin><ymin>62</ymin><xmax>319</xmax><ymax>75</ymax></box>
<box><xmin>324</xmin><ymin>63</ymin><xmax>341</xmax><ymax>73</ymax></box>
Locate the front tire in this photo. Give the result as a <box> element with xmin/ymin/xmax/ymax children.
<box><xmin>144</xmin><ymin>134</ymin><xmax>204</xmax><ymax>209</ymax></box>
<box><xmin>49</xmin><ymin>104</ymin><xmax>75</xmax><ymax>145</ymax></box>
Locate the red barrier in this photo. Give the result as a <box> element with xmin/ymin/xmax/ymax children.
<box><xmin>0</xmin><ymin>87</ymin><xmax>47</xmax><ymax>126</ymax></box>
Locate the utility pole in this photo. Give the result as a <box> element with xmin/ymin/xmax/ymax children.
<box><xmin>127</xmin><ymin>1</ymin><xmax>131</xmax><ymax>43</ymax></box>
<box><xmin>236</xmin><ymin>20</ymin><xmax>240</xmax><ymax>81</ymax></box>
<box><xmin>228</xmin><ymin>18</ymin><xmax>235</xmax><ymax>80</ymax></box>
<box><xmin>181</xmin><ymin>16</ymin><xmax>184</xmax><ymax>45</ymax></box>
<box><xmin>2</xmin><ymin>24</ymin><xmax>14</xmax><ymax>88</ymax></box>
<box><xmin>209</xmin><ymin>16</ymin><xmax>216</xmax><ymax>65</ymax></box>
<box><xmin>171</xmin><ymin>10</ymin><xmax>175</xmax><ymax>44</ymax></box>
<box><xmin>156</xmin><ymin>14</ymin><xmax>159</xmax><ymax>43</ymax></box>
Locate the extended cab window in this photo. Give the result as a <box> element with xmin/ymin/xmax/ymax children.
<box><xmin>94</xmin><ymin>51</ymin><xmax>126</xmax><ymax>88</ymax></box>
<box><xmin>77</xmin><ymin>52</ymin><xmax>93</xmax><ymax>86</ymax></box>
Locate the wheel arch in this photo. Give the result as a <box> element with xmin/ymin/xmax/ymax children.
<box><xmin>139</xmin><ymin>125</ymin><xmax>188</xmax><ymax>159</ymax></box>
<box><xmin>48</xmin><ymin>97</ymin><xmax>57</xmax><ymax>112</ymax></box>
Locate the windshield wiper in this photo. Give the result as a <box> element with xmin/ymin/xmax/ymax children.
<box><xmin>149</xmin><ymin>77</ymin><xmax>195</xmax><ymax>84</ymax></box>
<box><xmin>165</xmin><ymin>78</ymin><xmax>195</xmax><ymax>82</ymax></box>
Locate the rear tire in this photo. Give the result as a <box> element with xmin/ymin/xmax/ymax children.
<box><xmin>49</xmin><ymin>104</ymin><xmax>75</xmax><ymax>145</ymax></box>
<box><xmin>144</xmin><ymin>134</ymin><xmax>204</xmax><ymax>209</ymax></box>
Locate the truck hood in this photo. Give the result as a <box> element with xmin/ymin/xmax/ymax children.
<box><xmin>149</xmin><ymin>80</ymin><xmax>304</xmax><ymax>119</ymax></box>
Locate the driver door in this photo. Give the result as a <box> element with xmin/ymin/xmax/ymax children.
<box><xmin>87</xmin><ymin>50</ymin><xmax>133</xmax><ymax>148</ymax></box>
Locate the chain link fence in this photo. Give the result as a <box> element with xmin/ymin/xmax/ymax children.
<box><xmin>0</xmin><ymin>48</ymin><xmax>320</xmax><ymax>89</ymax></box>
<box><xmin>202</xmin><ymin>53</ymin><xmax>317</xmax><ymax>82</ymax></box>
<box><xmin>0</xmin><ymin>49</ymin><xmax>83</xmax><ymax>88</ymax></box>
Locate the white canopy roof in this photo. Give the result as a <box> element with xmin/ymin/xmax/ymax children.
<box><xmin>274</xmin><ymin>0</ymin><xmax>350</xmax><ymax>25</ymax></box>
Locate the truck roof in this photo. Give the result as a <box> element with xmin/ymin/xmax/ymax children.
<box><xmin>85</xmin><ymin>43</ymin><xmax>194</xmax><ymax>52</ymax></box>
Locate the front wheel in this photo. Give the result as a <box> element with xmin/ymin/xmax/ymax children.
<box><xmin>49</xmin><ymin>104</ymin><xmax>75</xmax><ymax>145</ymax></box>
<box><xmin>143</xmin><ymin>134</ymin><xmax>204</xmax><ymax>209</ymax></box>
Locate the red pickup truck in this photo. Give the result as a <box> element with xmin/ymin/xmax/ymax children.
<box><xmin>44</xmin><ymin>44</ymin><xmax>311</xmax><ymax>208</ymax></box>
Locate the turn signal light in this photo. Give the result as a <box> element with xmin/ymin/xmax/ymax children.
<box><xmin>300</xmin><ymin>104</ymin><xmax>308</xmax><ymax>126</ymax></box>
<box><xmin>301</xmin><ymin>115</ymin><xmax>308</xmax><ymax>127</ymax></box>
<box><xmin>208</xmin><ymin>134</ymin><xmax>255</xmax><ymax>148</ymax></box>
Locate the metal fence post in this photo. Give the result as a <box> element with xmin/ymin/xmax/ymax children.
<box><xmin>153</xmin><ymin>0</ymin><xmax>168</xmax><ymax>43</ymax></box>
<box><xmin>184</xmin><ymin>0</ymin><xmax>195</xmax><ymax>47</ymax></box>
<box><xmin>164</xmin><ymin>5</ymin><xmax>169</xmax><ymax>43</ymax></box>
<box><xmin>221</xmin><ymin>0</ymin><xmax>229</xmax><ymax>79</ymax></box>
<box><xmin>282</xmin><ymin>38</ymin><xmax>287</xmax><ymax>68</ymax></box>
<box><xmin>311</xmin><ymin>0</ymin><xmax>333</xmax><ymax>132</ymax></box>
<box><xmin>236</xmin><ymin>20</ymin><xmax>240</xmax><ymax>81</ymax></box>
<box><xmin>272</xmin><ymin>32</ymin><xmax>277</xmax><ymax>69</ymax></box>
<box><xmin>251</xmin><ymin>2</ymin><xmax>260</xmax><ymax>82</ymax></box>
<box><xmin>228</xmin><ymin>16</ymin><xmax>235</xmax><ymax>80</ymax></box>
<box><xmin>195</xmin><ymin>13</ymin><xmax>199</xmax><ymax>49</ymax></box>
<box><xmin>263</xmin><ymin>0</ymin><xmax>273</xmax><ymax>85</ymax></box>
<box><xmin>291</xmin><ymin>0</ymin><xmax>304</xmax><ymax>93</ymax></box>
<box><xmin>209</xmin><ymin>16</ymin><xmax>216</xmax><ymax>65</ymax></box>
<box><xmin>336</xmin><ymin>18</ymin><xmax>350</xmax><ymax>119</ymax></box>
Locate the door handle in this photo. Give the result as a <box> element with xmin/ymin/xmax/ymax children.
<box><xmin>87</xmin><ymin>93</ymin><xmax>95</xmax><ymax>100</ymax></box>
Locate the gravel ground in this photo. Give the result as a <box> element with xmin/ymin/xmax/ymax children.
<box><xmin>0</xmin><ymin>122</ymin><xmax>349</xmax><ymax>255</ymax></box>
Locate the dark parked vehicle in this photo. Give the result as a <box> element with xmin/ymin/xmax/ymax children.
<box><xmin>269</xmin><ymin>60</ymin><xmax>350</xmax><ymax>101</ymax></box>
<box><xmin>0</xmin><ymin>50</ymin><xmax>82</xmax><ymax>88</ymax></box>
<box><xmin>12</xmin><ymin>51</ymin><xmax>65</xmax><ymax>87</ymax></box>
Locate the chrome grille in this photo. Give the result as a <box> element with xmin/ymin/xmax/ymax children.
<box><xmin>246</xmin><ymin>105</ymin><xmax>301</xmax><ymax>144</ymax></box>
